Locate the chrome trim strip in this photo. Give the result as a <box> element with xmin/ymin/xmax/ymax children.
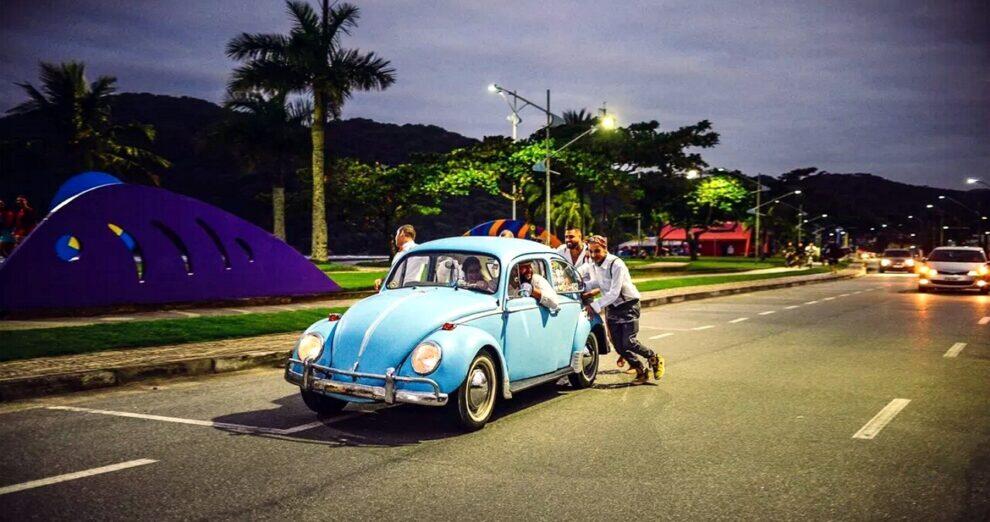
<box><xmin>508</xmin><ymin>366</ymin><xmax>574</xmax><ymax>394</ymax></box>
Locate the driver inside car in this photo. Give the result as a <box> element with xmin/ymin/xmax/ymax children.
<box><xmin>459</xmin><ymin>256</ymin><xmax>496</xmax><ymax>293</ymax></box>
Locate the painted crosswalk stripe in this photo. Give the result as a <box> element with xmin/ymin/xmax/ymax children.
<box><xmin>649</xmin><ymin>332</ymin><xmax>674</xmax><ymax>340</ymax></box>
<box><xmin>758</xmin><ymin>311</ymin><xmax>776</xmax><ymax>316</ymax></box>
<box><xmin>729</xmin><ymin>317</ymin><xmax>749</xmax><ymax>324</ymax></box>
<box><xmin>0</xmin><ymin>459</ymin><xmax>157</xmax><ymax>496</ymax></box>
<box><xmin>979</xmin><ymin>317</ymin><xmax>990</xmax><ymax>326</ymax></box>
<box><xmin>944</xmin><ymin>343</ymin><xmax>967</xmax><ymax>358</ymax></box>
<box><xmin>852</xmin><ymin>399</ymin><xmax>911</xmax><ymax>440</ymax></box>
<box><xmin>692</xmin><ymin>325</ymin><xmax>715</xmax><ymax>331</ymax></box>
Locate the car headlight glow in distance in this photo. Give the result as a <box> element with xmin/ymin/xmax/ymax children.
<box><xmin>411</xmin><ymin>341</ymin><xmax>442</xmax><ymax>375</ymax></box>
<box><xmin>928</xmin><ymin>269</ymin><xmax>938</xmax><ymax>276</ymax></box>
<box><xmin>881</xmin><ymin>259</ymin><xmax>891</xmax><ymax>266</ymax></box>
<box><xmin>296</xmin><ymin>333</ymin><xmax>324</xmax><ymax>361</ymax></box>
<box><xmin>905</xmin><ymin>259</ymin><xmax>915</xmax><ymax>266</ymax></box>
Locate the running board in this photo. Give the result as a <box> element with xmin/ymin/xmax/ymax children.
<box><xmin>509</xmin><ymin>367</ymin><xmax>574</xmax><ymax>394</ymax></box>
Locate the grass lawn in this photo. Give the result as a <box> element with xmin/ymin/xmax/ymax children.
<box><xmin>627</xmin><ymin>256</ymin><xmax>785</xmax><ymax>276</ymax></box>
<box><xmin>3</xmin><ymin>266</ymin><xmax>831</xmax><ymax>362</ymax></box>
<box><xmin>0</xmin><ymin>307</ymin><xmax>347</xmax><ymax>362</ymax></box>
<box><xmin>324</xmin><ymin>270</ymin><xmax>387</xmax><ymax>291</ymax></box>
<box><xmin>313</xmin><ymin>262</ymin><xmax>360</xmax><ymax>272</ymax></box>
<box><xmin>635</xmin><ymin>267</ymin><xmax>829</xmax><ymax>292</ymax></box>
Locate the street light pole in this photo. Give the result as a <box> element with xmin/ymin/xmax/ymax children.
<box><xmin>797</xmin><ymin>204</ymin><xmax>803</xmax><ymax>244</ymax></box>
<box><xmin>755</xmin><ymin>174</ymin><xmax>761</xmax><ymax>258</ymax></box>
<box><xmin>545</xmin><ymin>89</ymin><xmax>551</xmax><ymax>242</ymax></box>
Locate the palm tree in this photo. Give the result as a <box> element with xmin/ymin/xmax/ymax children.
<box><xmin>8</xmin><ymin>61</ymin><xmax>171</xmax><ymax>183</ymax></box>
<box><xmin>222</xmin><ymin>90</ymin><xmax>309</xmax><ymax>240</ymax></box>
<box><xmin>226</xmin><ymin>1</ymin><xmax>396</xmax><ymax>261</ymax></box>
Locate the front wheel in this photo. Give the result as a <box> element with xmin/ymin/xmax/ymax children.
<box><xmin>568</xmin><ymin>333</ymin><xmax>600</xmax><ymax>388</ymax></box>
<box><xmin>448</xmin><ymin>352</ymin><xmax>498</xmax><ymax>431</ymax></box>
<box><xmin>300</xmin><ymin>390</ymin><xmax>347</xmax><ymax>416</ymax></box>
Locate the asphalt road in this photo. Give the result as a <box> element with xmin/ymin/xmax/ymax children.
<box><xmin>1</xmin><ymin>274</ymin><xmax>988</xmax><ymax>520</ymax></box>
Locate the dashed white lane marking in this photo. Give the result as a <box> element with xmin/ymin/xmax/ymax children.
<box><xmin>853</xmin><ymin>398</ymin><xmax>911</xmax><ymax>440</ymax></box>
<box><xmin>852</xmin><ymin>291</ymin><xmax>862</xmax><ymax>294</ymax></box>
<box><xmin>729</xmin><ymin>317</ymin><xmax>749</xmax><ymax>324</ymax></box>
<box><xmin>758</xmin><ymin>311</ymin><xmax>776</xmax><ymax>316</ymax></box>
<box><xmin>804</xmin><ymin>300</ymin><xmax>819</xmax><ymax>304</ymax></box>
<box><xmin>944</xmin><ymin>343</ymin><xmax>967</xmax><ymax>358</ymax></box>
<box><xmin>649</xmin><ymin>332</ymin><xmax>675</xmax><ymax>340</ymax></box>
<box><xmin>822</xmin><ymin>297</ymin><xmax>836</xmax><ymax>301</ymax></box>
<box><xmin>979</xmin><ymin>317</ymin><xmax>990</xmax><ymax>326</ymax></box>
<box><xmin>839</xmin><ymin>293</ymin><xmax>851</xmax><ymax>297</ymax></box>
<box><xmin>46</xmin><ymin>406</ymin><xmax>355</xmax><ymax>435</ymax></box>
<box><xmin>692</xmin><ymin>325</ymin><xmax>715</xmax><ymax>331</ymax></box>
<box><xmin>784</xmin><ymin>305</ymin><xmax>800</xmax><ymax>310</ymax></box>
<box><xmin>0</xmin><ymin>459</ymin><xmax>157</xmax><ymax>496</ymax></box>
<box><xmin>173</xmin><ymin>310</ymin><xmax>200</xmax><ymax>318</ymax></box>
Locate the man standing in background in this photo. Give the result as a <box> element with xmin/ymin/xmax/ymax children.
<box><xmin>375</xmin><ymin>224</ymin><xmax>418</xmax><ymax>291</ymax></box>
<box><xmin>557</xmin><ymin>228</ymin><xmax>591</xmax><ymax>269</ymax></box>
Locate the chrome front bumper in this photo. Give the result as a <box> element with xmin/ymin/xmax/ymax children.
<box><xmin>285</xmin><ymin>358</ymin><xmax>448</xmax><ymax>406</ymax></box>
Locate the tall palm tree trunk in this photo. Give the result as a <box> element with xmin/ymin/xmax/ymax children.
<box><xmin>310</xmin><ymin>91</ymin><xmax>329</xmax><ymax>261</ymax></box>
<box><xmin>272</xmin><ymin>181</ymin><xmax>286</xmax><ymax>241</ymax></box>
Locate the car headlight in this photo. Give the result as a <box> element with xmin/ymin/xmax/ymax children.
<box><xmin>881</xmin><ymin>259</ymin><xmax>891</xmax><ymax>266</ymax></box>
<box><xmin>411</xmin><ymin>341</ymin><xmax>442</xmax><ymax>375</ymax></box>
<box><xmin>928</xmin><ymin>269</ymin><xmax>938</xmax><ymax>276</ymax></box>
<box><xmin>296</xmin><ymin>333</ymin><xmax>325</xmax><ymax>362</ymax></box>
<box><xmin>905</xmin><ymin>259</ymin><xmax>915</xmax><ymax>267</ymax></box>
<box><xmin>979</xmin><ymin>265</ymin><xmax>989</xmax><ymax>276</ymax></box>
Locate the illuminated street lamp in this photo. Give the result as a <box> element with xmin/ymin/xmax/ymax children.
<box><xmin>966</xmin><ymin>177</ymin><xmax>990</xmax><ymax>188</ymax></box>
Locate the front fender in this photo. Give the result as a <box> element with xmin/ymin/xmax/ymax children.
<box><xmin>288</xmin><ymin>318</ymin><xmax>339</xmax><ymax>374</ymax></box>
<box><xmin>396</xmin><ymin>324</ymin><xmax>511</xmax><ymax>399</ymax></box>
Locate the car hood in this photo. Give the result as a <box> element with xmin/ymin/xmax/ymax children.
<box><xmin>328</xmin><ymin>286</ymin><xmax>498</xmax><ymax>373</ymax></box>
<box><xmin>927</xmin><ymin>261</ymin><xmax>984</xmax><ymax>273</ymax></box>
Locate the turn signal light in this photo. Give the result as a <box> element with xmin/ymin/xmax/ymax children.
<box><xmin>327</xmin><ymin>313</ymin><xmax>342</xmax><ymax>321</ymax></box>
<box><xmin>441</xmin><ymin>322</ymin><xmax>457</xmax><ymax>331</ymax></box>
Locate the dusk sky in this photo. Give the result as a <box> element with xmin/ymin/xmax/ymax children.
<box><xmin>2</xmin><ymin>0</ymin><xmax>988</xmax><ymax>189</ymax></box>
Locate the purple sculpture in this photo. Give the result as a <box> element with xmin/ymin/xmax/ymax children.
<box><xmin>0</xmin><ymin>174</ymin><xmax>339</xmax><ymax>313</ymax></box>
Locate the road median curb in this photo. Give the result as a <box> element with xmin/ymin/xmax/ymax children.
<box><xmin>0</xmin><ymin>269</ymin><xmax>861</xmax><ymax>402</ymax></box>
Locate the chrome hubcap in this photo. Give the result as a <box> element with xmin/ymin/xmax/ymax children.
<box><xmin>466</xmin><ymin>359</ymin><xmax>495</xmax><ymax>421</ymax></box>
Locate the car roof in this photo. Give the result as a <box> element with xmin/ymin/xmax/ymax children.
<box><xmin>409</xmin><ymin>236</ymin><xmax>556</xmax><ymax>261</ymax></box>
<box><xmin>931</xmin><ymin>246</ymin><xmax>984</xmax><ymax>251</ymax></box>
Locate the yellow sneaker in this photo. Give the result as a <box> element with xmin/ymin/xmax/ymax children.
<box><xmin>648</xmin><ymin>355</ymin><xmax>665</xmax><ymax>381</ymax></box>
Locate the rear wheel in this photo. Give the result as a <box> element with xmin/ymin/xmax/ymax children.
<box><xmin>568</xmin><ymin>333</ymin><xmax>600</xmax><ymax>388</ymax></box>
<box><xmin>300</xmin><ymin>390</ymin><xmax>347</xmax><ymax>416</ymax></box>
<box><xmin>448</xmin><ymin>352</ymin><xmax>498</xmax><ymax>431</ymax></box>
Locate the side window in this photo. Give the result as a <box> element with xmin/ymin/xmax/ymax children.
<box><xmin>507</xmin><ymin>259</ymin><xmax>547</xmax><ymax>299</ymax></box>
<box><xmin>550</xmin><ymin>260</ymin><xmax>581</xmax><ymax>294</ymax></box>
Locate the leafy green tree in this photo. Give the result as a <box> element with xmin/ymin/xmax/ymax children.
<box><xmin>227</xmin><ymin>0</ymin><xmax>396</xmax><ymax>261</ymax></box>
<box><xmin>8</xmin><ymin>61</ymin><xmax>171</xmax><ymax>183</ymax></box>
<box><xmin>220</xmin><ymin>90</ymin><xmax>309</xmax><ymax>240</ymax></box>
<box><xmin>669</xmin><ymin>174</ymin><xmax>749</xmax><ymax>260</ymax></box>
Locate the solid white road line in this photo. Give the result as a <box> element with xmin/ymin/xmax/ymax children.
<box><xmin>784</xmin><ymin>305</ymin><xmax>800</xmax><ymax>310</ymax></box>
<box><xmin>46</xmin><ymin>406</ymin><xmax>350</xmax><ymax>435</ymax></box>
<box><xmin>804</xmin><ymin>300</ymin><xmax>819</xmax><ymax>304</ymax></box>
<box><xmin>729</xmin><ymin>317</ymin><xmax>749</xmax><ymax>323</ymax></box>
<box><xmin>758</xmin><ymin>311</ymin><xmax>776</xmax><ymax>316</ymax></box>
<box><xmin>852</xmin><ymin>398</ymin><xmax>911</xmax><ymax>440</ymax></box>
<box><xmin>979</xmin><ymin>317</ymin><xmax>990</xmax><ymax>326</ymax></box>
<box><xmin>692</xmin><ymin>325</ymin><xmax>715</xmax><ymax>331</ymax></box>
<box><xmin>0</xmin><ymin>459</ymin><xmax>157</xmax><ymax>496</ymax></box>
<box><xmin>944</xmin><ymin>343</ymin><xmax>967</xmax><ymax>358</ymax></box>
<box><xmin>648</xmin><ymin>332</ymin><xmax>674</xmax><ymax>340</ymax></box>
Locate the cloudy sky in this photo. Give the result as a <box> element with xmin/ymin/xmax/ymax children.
<box><xmin>2</xmin><ymin>0</ymin><xmax>988</xmax><ymax>189</ymax></box>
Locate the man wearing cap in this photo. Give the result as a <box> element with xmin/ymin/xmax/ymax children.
<box><xmin>556</xmin><ymin>228</ymin><xmax>591</xmax><ymax>269</ymax></box>
<box><xmin>582</xmin><ymin>235</ymin><xmax>664</xmax><ymax>383</ymax></box>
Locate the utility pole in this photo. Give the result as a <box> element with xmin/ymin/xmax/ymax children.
<box><xmin>797</xmin><ymin>204</ymin><xmax>803</xmax><ymax>244</ymax></box>
<box><xmin>544</xmin><ymin>89</ymin><xmax>551</xmax><ymax>244</ymax></box>
<box><xmin>510</xmin><ymin>103</ymin><xmax>518</xmax><ymax>220</ymax></box>
<box><xmin>754</xmin><ymin>174</ymin><xmax>761</xmax><ymax>258</ymax></box>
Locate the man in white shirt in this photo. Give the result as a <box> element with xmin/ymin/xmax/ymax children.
<box><xmin>518</xmin><ymin>261</ymin><xmax>560</xmax><ymax>312</ymax></box>
<box><xmin>376</xmin><ymin>224</ymin><xmax>419</xmax><ymax>291</ymax></box>
<box><xmin>556</xmin><ymin>228</ymin><xmax>591</xmax><ymax>269</ymax></box>
<box><xmin>582</xmin><ymin>235</ymin><xmax>663</xmax><ymax>383</ymax></box>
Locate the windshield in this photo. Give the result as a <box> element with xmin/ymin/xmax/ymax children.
<box><xmin>386</xmin><ymin>252</ymin><xmax>501</xmax><ymax>294</ymax></box>
<box><xmin>928</xmin><ymin>249</ymin><xmax>986</xmax><ymax>263</ymax></box>
<box><xmin>883</xmin><ymin>250</ymin><xmax>910</xmax><ymax>257</ymax></box>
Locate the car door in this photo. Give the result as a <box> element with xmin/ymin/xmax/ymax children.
<box><xmin>502</xmin><ymin>258</ymin><xmax>558</xmax><ymax>380</ymax></box>
<box><xmin>546</xmin><ymin>258</ymin><xmax>583</xmax><ymax>369</ymax></box>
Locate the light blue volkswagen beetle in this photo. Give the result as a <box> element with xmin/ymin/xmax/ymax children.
<box><xmin>285</xmin><ymin>236</ymin><xmax>607</xmax><ymax>430</ymax></box>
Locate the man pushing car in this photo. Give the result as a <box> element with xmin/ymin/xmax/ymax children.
<box><xmin>581</xmin><ymin>235</ymin><xmax>664</xmax><ymax>384</ymax></box>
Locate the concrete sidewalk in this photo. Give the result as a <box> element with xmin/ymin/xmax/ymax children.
<box><xmin>0</xmin><ymin>268</ymin><xmax>862</xmax><ymax>401</ymax></box>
